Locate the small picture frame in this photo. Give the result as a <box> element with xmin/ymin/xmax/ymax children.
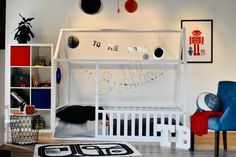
<box><xmin>181</xmin><ymin>19</ymin><xmax>213</xmax><ymax>63</ymax></box>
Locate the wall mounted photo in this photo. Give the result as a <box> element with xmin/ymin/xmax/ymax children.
<box><xmin>181</xmin><ymin>19</ymin><xmax>213</xmax><ymax>63</ymax></box>
<box><xmin>0</xmin><ymin>0</ymin><xmax>6</xmax><ymax>49</ymax></box>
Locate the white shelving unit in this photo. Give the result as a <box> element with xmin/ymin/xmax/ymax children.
<box><xmin>7</xmin><ymin>44</ymin><xmax>54</xmax><ymax>133</ymax></box>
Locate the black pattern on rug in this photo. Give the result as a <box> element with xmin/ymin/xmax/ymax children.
<box><xmin>34</xmin><ymin>142</ymin><xmax>141</xmax><ymax>157</ymax></box>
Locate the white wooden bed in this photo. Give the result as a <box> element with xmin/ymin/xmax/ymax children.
<box><xmin>52</xmin><ymin>29</ymin><xmax>190</xmax><ymax>149</ymax></box>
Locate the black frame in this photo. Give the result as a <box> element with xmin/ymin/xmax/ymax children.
<box><xmin>0</xmin><ymin>0</ymin><xmax>6</xmax><ymax>49</ymax></box>
<box><xmin>181</xmin><ymin>19</ymin><xmax>213</xmax><ymax>63</ymax></box>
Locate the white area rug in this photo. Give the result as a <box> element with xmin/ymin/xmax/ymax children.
<box><xmin>34</xmin><ymin>142</ymin><xmax>142</xmax><ymax>157</ymax></box>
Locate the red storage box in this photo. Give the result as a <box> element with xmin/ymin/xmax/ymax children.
<box><xmin>11</xmin><ymin>46</ymin><xmax>30</xmax><ymax>66</ymax></box>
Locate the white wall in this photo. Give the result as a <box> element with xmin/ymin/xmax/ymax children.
<box><xmin>5</xmin><ymin>0</ymin><xmax>236</xmax><ymax>125</ymax></box>
<box><xmin>0</xmin><ymin>50</ymin><xmax>5</xmax><ymax>145</ymax></box>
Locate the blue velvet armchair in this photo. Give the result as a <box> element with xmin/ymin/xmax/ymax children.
<box><xmin>190</xmin><ymin>81</ymin><xmax>236</xmax><ymax>157</ymax></box>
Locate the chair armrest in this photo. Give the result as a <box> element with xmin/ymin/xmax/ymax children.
<box><xmin>220</xmin><ymin>105</ymin><xmax>236</xmax><ymax>130</ymax></box>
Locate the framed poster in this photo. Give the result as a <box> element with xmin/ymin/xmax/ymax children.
<box><xmin>0</xmin><ymin>0</ymin><xmax>6</xmax><ymax>49</ymax></box>
<box><xmin>181</xmin><ymin>19</ymin><xmax>213</xmax><ymax>63</ymax></box>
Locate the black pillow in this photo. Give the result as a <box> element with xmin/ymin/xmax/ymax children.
<box><xmin>56</xmin><ymin>105</ymin><xmax>105</xmax><ymax>124</ymax></box>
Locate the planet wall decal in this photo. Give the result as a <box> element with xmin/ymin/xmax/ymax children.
<box><xmin>68</xmin><ymin>36</ymin><xmax>80</xmax><ymax>49</ymax></box>
<box><xmin>125</xmin><ymin>0</ymin><xmax>138</xmax><ymax>13</ymax></box>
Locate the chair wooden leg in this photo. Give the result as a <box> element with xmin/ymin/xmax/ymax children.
<box><xmin>190</xmin><ymin>131</ymin><xmax>195</xmax><ymax>152</ymax></box>
<box><xmin>215</xmin><ymin>131</ymin><xmax>220</xmax><ymax>157</ymax></box>
<box><xmin>223</xmin><ymin>131</ymin><xmax>227</xmax><ymax>150</ymax></box>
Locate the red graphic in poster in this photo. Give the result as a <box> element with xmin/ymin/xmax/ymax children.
<box><xmin>189</xmin><ymin>30</ymin><xmax>204</xmax><ymax>56</ymax></box>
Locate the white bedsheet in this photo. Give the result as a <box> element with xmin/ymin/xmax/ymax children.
<box><xmin>54</xmin><ymin>118</ymin><xmax>96</xmax><ymax>138</ymax></box>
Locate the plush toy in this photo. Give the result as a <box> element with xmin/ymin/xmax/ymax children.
<box><xmin>32</xmin><ymin>75</ymin><xmax>40</xmax><ymax>87</ymax></box>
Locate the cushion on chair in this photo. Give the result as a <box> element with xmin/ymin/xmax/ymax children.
<box><xmin>208</xmin><ymin>117</ymin><xmax>221</xmax><ymax>131</ymax></box>
<box><xmin>197</xmin><ymin>92</ymin><xmax>221</xmax><ymax>111</ymax></box>
<box><xmin>217</xmin><ymin>81</ymin><xmax>236</xmax><ymax>111</ymax></box>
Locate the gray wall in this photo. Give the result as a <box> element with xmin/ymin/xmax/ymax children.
<box><xmin>5</xmin><ymin>0</ymin><xmax>236</xmax><ymax>124</ymax></box>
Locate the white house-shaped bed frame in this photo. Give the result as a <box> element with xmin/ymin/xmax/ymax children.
<box><xmin>53</xmin><ymin>29</ymin><xmax>190</xmax><ymax>149</ymax></box>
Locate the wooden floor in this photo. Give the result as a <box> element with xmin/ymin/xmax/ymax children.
<box><xmin>1</xmin><ymin>132</ymin><xmax>236</xmax><ymax>157</ymax></box>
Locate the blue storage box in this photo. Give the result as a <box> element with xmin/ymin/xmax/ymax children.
<box><xmin>31</xmin><ymin>89</ymin><xmax>51</xmax><ymax>109</ymax></box>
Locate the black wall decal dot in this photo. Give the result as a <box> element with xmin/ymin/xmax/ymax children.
<box><xmin>80</xmin><ymin>0</ymin><xmax>102</xmax><ymax>15</ymax></box>
<box><xmin>154</xmin><ymin>47</ymin><xmax>164</xmax><ymax>59</ymax></box>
